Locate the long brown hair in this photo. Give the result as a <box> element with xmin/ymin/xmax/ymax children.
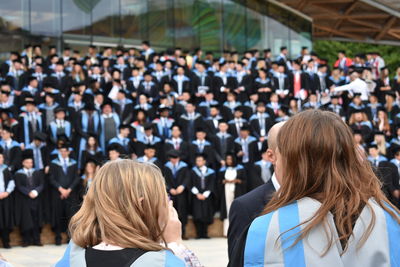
<box><xmin>70</xmin><ymin>159</ymin><xmax>169</xmax><ymax>251</ymax></box>
<box><xmin>263</xmin><ymin>110</ymin><xmax>400</xmax><ymax>252</ymax></box>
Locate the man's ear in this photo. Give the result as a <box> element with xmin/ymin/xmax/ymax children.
<box><xmin>266</xmin><ymin>149</ymin><xmax>276</xmax><ymax>164</ymax></box>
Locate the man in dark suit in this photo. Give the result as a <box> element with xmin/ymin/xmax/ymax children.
<box><xmin>227</xmin><ymin>122</ymin><xmax>285</xmax><ymax>264</ymax></box>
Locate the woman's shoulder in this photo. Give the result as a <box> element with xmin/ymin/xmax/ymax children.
<box><xmin>54</xmin><ymin>241</ymin><xmax>186</xmax><ymax>267</ymax></box>
<box><xmin>132</xmin><ymin>250</ymin><xmax>186</xmax><ymax>267</ymax></box>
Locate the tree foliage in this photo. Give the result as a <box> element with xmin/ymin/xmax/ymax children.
<box><xmin>313</xmin><ymin>40</ymin><xmax>400</xmax><ymax>75</ymax></box>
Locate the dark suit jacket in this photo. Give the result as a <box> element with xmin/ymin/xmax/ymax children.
<box><xmin>227</xmin><ymin>179</ymin><xmax>276</xmax><ymax>264</ymax></box>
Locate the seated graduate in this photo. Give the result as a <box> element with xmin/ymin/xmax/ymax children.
<box><xmin>14</xmin><ymin>151</ymin><xmax>44</xmax><ymax>247</ymax></box>
<box><xmin>233</xmin><ymin>110</ymin><xmax>400</xmax><ymax>267</ymax></box>
<box><xmin>55</xmin><ymin>160</ymin><xmax>202</xmax><ymax>267</ymax></box>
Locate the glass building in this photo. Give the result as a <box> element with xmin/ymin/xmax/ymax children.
<box><xmin>0</xmin><ymin>0</ymin><xmax>312</xmax><ymax>57</ymax></box>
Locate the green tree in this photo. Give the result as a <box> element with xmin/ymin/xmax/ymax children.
<box><xmin>313</xmin><ymin>40</ymin><xmax>400</xmax><ymax>76</ymax></box>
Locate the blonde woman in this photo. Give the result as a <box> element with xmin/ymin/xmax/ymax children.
<box><xmin>55</xmin><ymin>160</ymin><xmax>202</xmax><ymax>267</ymax></box>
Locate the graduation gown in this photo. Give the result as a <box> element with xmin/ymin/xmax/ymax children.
<box><xmin>190</xmin><ymin>167</ymin><xmax>217</xmax><ymax>224</ymax></box>
<box><xmin>249</xmin><ymin>113</ymin><xmax>274</xmax><ymax>139</ymax></box>
<box><xmin>251</xmin><ymin>161</ymin><xmax>274</xmax><ymax>190</ymax></box>
<box><xmin>14</xmin><ymin>169</ymin><xmax>44</xmax><ymax>232</ymax></box>
<box><xmin>234</xmin><ymin>136</ymin><xmax>259</xmax><ymax>164</ymax></box>
<box><xmin>189</xmin><ymin>140</ymin><xmax>217</xmax><ymax>169</ymax></box>
<box><xmin>18</xmin><ymin>112</ymin><xmax>44</xmax><ymax>146</ymax></box>
<box><xmin>163</xmin><ymin>161</ymin><xmax>190</xmax><ymax>225</ymax></box>
<box><xmin>113</xmin><ymin>99</ymin><xmax>135</xmax><ymax>125</ymax></box>
<box><xmin>0</xmin><ymin>140</ymin><xmax>22</xmax><ymax>173</ymax></box>
<box><xmin>178</xmin><ymin>113</ymin><xmax>204</xmax><ymax>142</ymax></box>
<box><xmin>218</xmin><ymin>165</ymin><xmax>247</xmax><ymax>219</ymax></box>
<box><xmin>0</xmin><ymin>166</ymin><xmax>14</xmax><ymax>230</ymax></box>
<box><xmin>212</xmin><ymin>133</ymin><xmax>235</xmax><ymax>163</ymax></box>
<box><xmin>233</xmin><ymin>197</ymin><xmax>400</xmax><ymax>267</ymax></box>
<box><xmin>48</xmin><ymin>158</ymin><xmax>80</xmax><ymax>229</ymax></box>
<box><xmin>164</xmin><ymin>139</ymin><xmax>190</xmax><ymax>164</ymax></box>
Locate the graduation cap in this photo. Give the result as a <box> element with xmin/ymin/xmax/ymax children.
<box><xmin>264</xmin><ymin>48</ymin><xmax>271</xmax><ymax>53</ymax></box>
<box><xmin>373</xmin><ymin>130</ymin><xmax>385</xmax><ymax>136</ymax></box>
<box><xmin>256</xmin><ymin>101</ymin><xmax>266</xmax><ymax>107</ymax></box>
<box><xmin>24</xmin><ymin>97</ymin><xmax>36</xmax><ymax>106</ymax></box>
<box><xmin>167</xmin><ymin>150</ymin><xmax>181</xmax><ymax>159</ymax></box>
<box><xmin>22</xmin><ymin>150</ymin><xmax>34</xmax><ymax>162</ymax></box>
<box><xmin>118</xmin><ymin>124</ymin><xmax>131</xmax><ymax>130</ymax></box>
<box><xmin>353</xmin><ymin>93</ymin><xmax>362</xmax><ymax>98</ymax></box>
<box><xmin>209</xmin><ymin>104</ymin><xmax>220</xmax><ymax>109</ymax></box>
<box><xmin>377</xmin><ymin>106</ymin><xmax>387</xmax><ymax>113</ymax></box>
<box><xmin>0</xmin><ymin>108</ymin><xmax>12</xmax><ymax>117</ymax></box>
<box><xmin>195</xmin><ymin>152</ymin><xmax>207</xmax><ymax>160</ymax></box>
<box><xmin>84</xmin><ymin>158</ymin><xmax>99</xmax><ymax>167</ymax></box>
<box><xmin>368</xmin><ymin>143</ymin><xmax>378</xmax><ymax>149</ymax></box>
<box><xmin>54</xmin><ymin>106</ymin><xmax>66</xmax><ymax>114</ymax></box>
<box><xmin>195</xmin><ymin>127</ymin><xmax>206</xmax><ymax>133</ymax></box>
<box><xmin>158</xmin><ymin>105</ymin><xmax>171</xmax><ymax>113</ymax></box>
<box><xmin>240</xmin><ymin>124</ymin><xmax>251</xmax><ymax>132</ymax></box>
<box><xmin>144</xmin><ymin>144</ymin><xmax>156</xmax><ymax>150</ymax></box>
<box><xmin>234</xmin><ymin>106</ymin><xmax>244</xmax><ymax>113</ymax></box>
<box><xmin>27</xmin><ymin>76</ymin><xmax>38</xmax><ymax>83</ymax></box>
<box><xmin>393</xmin><ymin>146</ymin><xmax>400</xmax><ymax>155</ymax></box>
<box><xmin>107</xmin><ymin>143</ymin><xmax>122</xmax><ymax>153</ymax></box>
<box><xmin>352</xmin><ymin>129</ymin><xmax>362</xmax><ymax>135</ymax></box>
<box><xmin>143</xmin><ymin>122</ymin><xmax>154</xmax><ymax>131</ymax></box>
<box><xmin>380</xmin><ymin>66</ymin><xmax>388</xmax><ymax>71</ymax></box>
<box><xmin>1</xmin><ymin>126</ymin><xmax>12</xmax><ymax>133</ymax></box>
<box><xmin>84</xmin><ymin>102</ymin><xmax>96</xmax><ymax>111</ymax></box>
<box><xmin>330</xmin><ymin>95</ymin><xmax>340</xmax><ymax>99</ymax></box>
<box><xmin>33</xmin><ymin>132</ymin><xmax>47</xmax><ymax>142</ymax></box>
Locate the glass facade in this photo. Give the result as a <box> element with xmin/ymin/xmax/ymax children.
<box><xmin>0</xmin><ymin>0</ymin><xmax>311</xmax><ymax>57</ymax></box>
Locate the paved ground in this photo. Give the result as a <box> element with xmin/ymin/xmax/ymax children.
<box><xmin>0</xmin><ymin>238</ymin><xmax>228</xmax><ymax>267</ymax></box>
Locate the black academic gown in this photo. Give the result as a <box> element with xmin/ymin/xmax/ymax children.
<box><xmin>164</xmin><ymin>140</ymin><xmax>190</xmax><ymax>165</ymax></box>
<box><xmin>14</xmin><ymin>169</ymin><xmax>44</xmax><ymax>233</ymax></box>
<box><xmin>177</xmin><ymin>113</ymin><xmax>204</xmax><ymax>142</ymax></box>
<box><xmin>0</xmin><ymin>167</ymin><xmax>14</xmax><ymax>230</ymax></box>
<box><xmin>163</xmin><ymin>161</ymin><xmax>190</xmax><ymax>225</ymax></box>
<box><xmin>190</xmin><ymin>167</ymin><xmax>217</xmax><ymax>224</ymax></box>
<box><xmin>189</xmin><ymin>141</ymin><xmax>217</xmax><ymax>170</ymax></box>
<box><xmin>0</xmin><ymin>140</ymin><xmax>22</xmax><ymax>173</ymax></box>
<box><xmin>48</xmin><ymin>158</ymin><xmax>80</xmax><ymax>232</ymax></box>
<box><xmin>376</xmin><ymin>161</ymin><xmax>400</xmax><ymax>207</ymax></box>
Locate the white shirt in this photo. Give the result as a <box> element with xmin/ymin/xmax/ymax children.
<box><xmin>271</xmin><ymin>173</ymin><xmax>280</xmax><ymax>191</ymax></box>
<box><xmin>334</xmin><ymin>78</ymin><xmax>370</xmax><ymax>101</ymax></box>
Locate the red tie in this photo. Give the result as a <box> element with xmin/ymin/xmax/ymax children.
<box><xmin>294</xmin><ymin>73</ymin><xmax>301</xmax><ymax>97</ymax></box>
<box><xmin>175</xmin><ymin>141</ymin><xmax>180</xmax><ymax>150</ymax></box>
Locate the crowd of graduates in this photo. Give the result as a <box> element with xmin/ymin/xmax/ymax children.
<box><xmin>0</xmin><ymin>41</ymin><xmax>399</xmax><ymax>248</ymax></box>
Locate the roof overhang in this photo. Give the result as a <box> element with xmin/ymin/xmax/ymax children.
<box><xmin>278</xmin><ymin>0</ymin><xmax>400</xmax><ymax>45</ymax></box>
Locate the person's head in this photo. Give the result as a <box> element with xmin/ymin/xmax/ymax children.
<box><xmin>69</xmin><ymin>160</ymin><xmax>170</xmax><ymax>250</ymax></box>
<box><xmin>119</xmin><ymin>125</ymin><xmax>130</xmax><ymax>138</ymax></box>
<box><xmin>270</xmin><ymin>93</ymin><xmax>279</xmax><ymax>103</ymax></box>
<box><xmin>195</xmin><ymin>154</ymin><xmax>206</xmax><ymax>167</ymax></box>
<box><xmin>168</xmin><ymin>150</ymin><xmax>180</xmax><ymax>165</ymax></box>
<box><xmin>265</xmin><ymin>110</ymin><xmax>399</xmax><ymax>252</ymax></box>
<box><xmin>22</xmin><ymin>156</ymin><xmax>33</xmax><ymax>169</ymax></box>
<box><xmin>108</xmin><ymin>146</ymin><xmax>121</xmax><ymax>161</ymax></box>
<box><xmin>395</xmin><ymin>149</ymin><xmax>400</xmax><ymax>160</ymax></box>
<box><xmin>209</xmin><ymin>105</ymin><xmax>219</xmax><ymax>117</ymax></box>
<box><xmin>102</xmin><ymin>103</ymin><xmax>113</xmax><ymax>115</ymax></box>
<box><xmin>353</xmin><ymin>131</ymin><xmax>363</xmax><ymax>144</ymax></box>
<box><xmin>144</xmin><ymin>145</ymin><xmax>156</xmax><ymax>158</ymax></box>
<box><xmin>256</xmin><ymin>102</ymin><xmax>266</xmax><ymax>113</ymax></box>
<box><xmin>368</xmin><ymin>144</ymin><xmax>379</xmax><ymax>158</ymax></box>
<box><xmin>25</xmin><ymin>100</ymin><xmax>36</xmax><ymax>113</ymax></box>
<box><xmin>171</xmin><ymin>125</ymin><xmax>181</xmax><ymax>138</ymax></box>
<box><xmin>87</xmin><ymin>135</ymin><xmax>98</xmax><ymax>148</ymax></box>
<box><xmin>185</xmin><ymin>102</ymin><xmax>195</xmax><ymax>114</ymax></box>
<box><xmin>54</xmin><ymin>108</ymin><xmax>66</xmax><ymax>120</ymax></box>
<box><xmin>239</xmin><ymin>126</ymin><xmax>250</xmax><ymax>139</ymax></box>
<box><xmin>85</xmin><ymin>160</ymin><xmax>97</xmax><ymax>175</ymax></box>
<box><xmin>225</xmin><ymin>153</ymin><xmax>237</xmax><ymax>167</ymax></box>
<box><xmin>233</xmin><ymin>108</ymin><xmax>243</xmax><ymax>118</ymax></box>
<box><xmin>59</xmin><ymin>146</ymin><xmax>70</xmax><ymax>159</ymax></box>
<box><xmin>196</xmin><ymin>129</ymin><xmax>206</xmax><ymax>140</ymax></box>
<box><xmin>218</xmin><ymin>121</ymin><xmax>228</xmax><ymax>133</ymax></box>
<box><xmin>144</xmin><ymin>124</ymin><xmax>153</xmax><ymax>137</ymax></box>
<box><xmin>264</xmin><ymin>122</ymin><xmax>285</xmax><ymax>165</ymax></box>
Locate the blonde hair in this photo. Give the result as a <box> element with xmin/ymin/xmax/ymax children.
<box><xmin>69</xmin><ymin>159</ymin><xmax>169</xmax><ymax>250</ymax></box>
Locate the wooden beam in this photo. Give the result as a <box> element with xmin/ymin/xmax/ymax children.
<box><xmin>331</xmin><ymin>0</ymin><xmax>360</xmax><ymax>37</ymax></box>
<box><xmin>312</xmin><ymin>13</ymin><xmax>389</xmax><ymax>19</ymax></box>
<box><xmin>347</xmin><ymin>18</ymin><xmax>382</xmax><ymax>30</ymax></box>
<box><xmin>375</xmin><ymin>17</ymin><xmax>397</xmax><ymax>40</ymax></box>
<box><xmin>339</xmin><ymin>27</ymin><xmax>380</xmax><ymax>32</ymax></box>
<box><xmin>388</xmin><ymin>30</ymin><xmax>400</xmax><ymax>40</ymax></box>
<box><xmin>314</xmin><ymin>24</ymin><xmax>364</xmax><ymax>39</ymax></box>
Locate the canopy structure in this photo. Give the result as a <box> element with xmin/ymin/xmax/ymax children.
<box><xmin>278</xmin><ymin>0</ymin><xmax>400</xmax><ymax>45</ymax></box>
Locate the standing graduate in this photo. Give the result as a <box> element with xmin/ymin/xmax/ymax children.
<box><xmin>190</xmin><ymin>128</ymin><xmax>217</xmax><ymax>169</ymax></box>
<box><xmin>18</xmin><ymin>97</ymin><xmax>43</xmax><ymax>146</ymax></box>
<box><xmin>251</xmin><ymin>149</ymin><xmax>275</xmax><ymax>190</ymax></box>
<box><xmin>178</xmin><ymin>101</ymin><xmax>204</xmax><ymax>142</ymax></box>
<box><xmin>0</xmin><ymin>152</ymin><xmax>14</xmax><ymax>248</ymax></box>
<box><xmin>164</xmin><ymin>125</ymin><xmax>190</xmax><ymax>164</ymax></box>
<box><xmin>99</xmin><ymin>102</ymin><xmax>120</xmax><ymax>152</ymax></box>
<box><xmin>234</xmin><ymin>125</ymin><xmax>259</xmax><ymax>169</ymax></box>
<box><xmin>218</xmin><ymin>153</ymin><xmax>246</xmax><ymax>236</ymax></box>
<box><xmin>163</xmin><ymin>150</ymin><xmax>190</xmax><ymax>238</ymax></box>
<box><xmin>49</xmin><ymin>144</ymin><xmax>80</xmax><ymax>245</ymax></box>
<box><xmin>14</xmin><ymin>151</ymin><xmax>44</xmax><ymax>247</ymax></box>
<box><xmin>49</xmin><ymin>107</ymin><xmax>72</xmax><ymax>147</ymax></box>
<box><xmin>0</xmin><ymin>126</ymin><xmax>22</xmax><ymax>173</ymax></box>
<box><xmin>190</xmin><ymin>153</ymin><xmax>217</xmax><ymax>239</ymax></box>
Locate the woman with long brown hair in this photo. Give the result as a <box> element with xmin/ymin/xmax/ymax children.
<box><xmin>55</xmin><ymin>160</ymin><xmax>201</xmax><ymax>267</ymax></box>
<box><xmin>237</xmin><ymin>110</ymin><xmax>400</xmax><ymax>267</ymax></box>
